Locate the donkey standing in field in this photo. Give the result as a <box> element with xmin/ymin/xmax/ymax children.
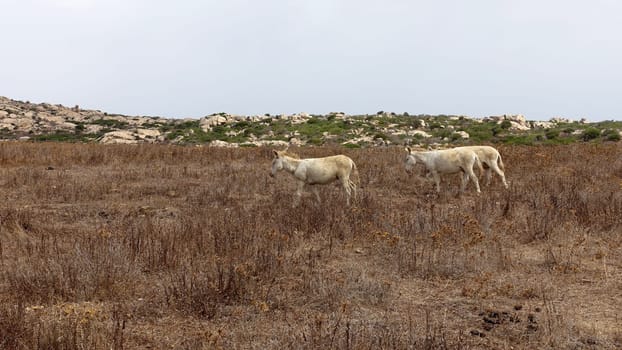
<box><xmin>404</xmin><ymin>147</ymin><xmax>482</xmax><ymax>194</ymax></box>
<box><xmin>270</xmin><ymin>150</ymin><xmax>358</xmax><ymax>206</ymax></box>
<box><xmin>454</xmin><ymin>146</ymin><xmax>508</xmax><ymax>188</ymax></box>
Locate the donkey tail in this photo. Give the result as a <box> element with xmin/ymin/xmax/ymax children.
<box><xmin>497</xmin><ymin>153</ymin><xmax>505</xmax><ymax>172</ymax></box>
<box><xmin>349</xmin><ymin>160</ymin><xmax>360</xmax><ymax>199</ymax></box>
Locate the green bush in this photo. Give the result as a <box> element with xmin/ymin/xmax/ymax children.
<box><xmin>428</xmin><ymin>127</ymin><xmax>448</xmax><ymax>138</ymax></box>
<box><xmin>603</xmin><ymin>129</ymin><xmax>620</xmax><ymax>141</ymax></box>
<box><xmin>503</xmin><ymin>134</ymin><xmax>535</xmax><ymax>145</ymax></box>
<box><xmin>176</xmin><ymin>120</ymin><xmax>200</xmax><ymax>129</ymax></box>
<box><xmin>545</xmin><ymin>129</ymin><xmax>560</xmax><ymax>139</ymax></box>
<box><xmin>373</xmin><ymin>132</ymin><xmax>388</xmax><ymax>140</ymax></box>
<box><xmin>409</xmin><ymin>119</ymin><xmax>423</xmax><ymax>129</ymax></box>
<box><xmin>92</xmin><ymin>119</ymin><xmax>128</xmax><ymax>129</ymax></box>
<box><xmin>232</xmin><ymin>121</ymin><xmax>249</xmax><ymax>129</ymax></box>
<box><xmin>462</xmin><ymin>122</ymin><xmax>495</xmax><ymax>142</ymax></box>
<box><xmin>342</xmin><ymin>143</ymin><xmax>361</xmax><ymax>149</ymax></box>
<box><xmin>308</xmin><ymin>137</ymin><xmax>323</xmax><ymax>145</ymax></box>
<box><xmin>581</xmin><ymin>127</ymin><xmax>601</xmax><ymax>141</ymax></box>
<box><xmin>500</xmin><ymin>120</ymin><xmax>512</xmax><ymax>129</ymax></box>
<box><xmin>165</xmin><ymin>130</ymin><xmax>185</xmax><ymax>141</ymax></box>
<box><xmin>450</xmin><ymin>132</ymin><xmax>464</xmax><ymax>141</ymax></box>
<box><xmin>33</xmin><ymin>132</ymin><xmax>85</xmax><ymax>143</ymax></box>
<box><xmin>428</xmin><ymin>122</ymin><xmax>442</xmax><ymax>129</ymax></box>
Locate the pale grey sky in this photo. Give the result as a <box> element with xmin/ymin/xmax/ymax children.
<box><xmin>1</xmin><ymin>0</ymin><xmax>621</xmax><ymax>121</ymax></box>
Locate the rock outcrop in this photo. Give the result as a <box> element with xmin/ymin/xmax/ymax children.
<box><xmin>0</xmin><ymin>96</ymin><xmax>606</xmax><ymax>146</ymax></box>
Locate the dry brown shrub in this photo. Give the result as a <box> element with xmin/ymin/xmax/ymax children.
<box><xmin>0</xmin><ymin>142</ymin><xmax>620</xmax><ymax>349</ymax></box>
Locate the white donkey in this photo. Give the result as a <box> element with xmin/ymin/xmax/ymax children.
<box><xmin>404</xmin><ymin>147</ymin><xmax>482</xmax><ymax>194</ymax></box>
<box><xmin>270</xmin><ymin>150</ymin><xmax>358</xmax><ymax>206</ymax></box>
<box><xmin>454</xmin><ymin>146</ymin><xmax>508</xmax><ymax>188</ymax></box>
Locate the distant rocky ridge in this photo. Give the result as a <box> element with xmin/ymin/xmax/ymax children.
<box><xmin>0</xmin><ymin>96</ymin><xmax>611</xmax><ymax>147</ymax></box>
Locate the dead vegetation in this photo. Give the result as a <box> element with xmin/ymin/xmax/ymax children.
<box><xmin>0</xmin><ymin>142</ymin><xmax>621</xmax><ymax>349</ymax></box>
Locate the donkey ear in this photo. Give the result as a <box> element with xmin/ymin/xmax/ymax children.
<box><xmin>272</xmin><ymin>150</ymin><xmax>279</xmax><ymax>157</ymax></box>
<box><xmin>405</xmin><ymin>147</ymin><xmax>411</xmax><ymax>154</ymax></box>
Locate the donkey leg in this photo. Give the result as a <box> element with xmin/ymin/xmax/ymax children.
<box><xmin>432</xmin><ymin>172</ymin><xmax>442</xmax><ymax>193</ymax></box>
<box><xmin>485</xmin><ymin>168</ymin><xmax>492</xmax><ymax>186</ymax></box>
<box><xmin>293</xmin><ymin>181</ymin><xmax>305</xmax><ymax>207</ymax></box>
<box><xmin>491</xmin><ymin>164</ymin><xmax>508</xmax><ymax>188</ymax></box>
<box><xmin>468</xmin><ymin>170</ymin><xmax>481</xmax><ymax>193</ymax></box>
<box><xmin>460</xmin><ymin>171</ymin><xmax>468</xmax><ymax>192</ymax></box>
<box><xmin>311</xmin><ymin>186</ymin><xmax>321</xmax><ymax>204</ymax></box>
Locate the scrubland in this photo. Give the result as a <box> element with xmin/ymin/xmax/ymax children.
<box><xmin>0</xmin><ymin>142</ymin><xmax>621</xmax><ymax>349</ymax></box>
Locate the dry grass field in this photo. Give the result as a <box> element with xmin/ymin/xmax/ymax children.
<box><xmin>0</xmin><ymin>142</ymin><xmax>621</xmax><ymax>349</ymax></box>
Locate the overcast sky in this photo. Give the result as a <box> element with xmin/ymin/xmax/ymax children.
<box><xmin>1</xmin><ymin>0</ymin><xmax>621</xmax><ymax>121</ymax></box>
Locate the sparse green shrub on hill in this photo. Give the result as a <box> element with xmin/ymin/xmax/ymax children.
<box><xmin>32</xmin><ymin>131</ymin><xmax>97</xmax><ymax>143</ymax></box>
<box><xmin>462</xmin><ymin>122</ymin><xmax>496</xmax><ymax>143</ymax></box>
<box><xmin>500</xmin><ymin>120</ymin><xmax>512</xmax><ymax>129</ymax></box>
<box><xmin>373</xmin><ymin>132</ymin><xmax>388</xmax><ymax>140</ymax></box>
<box><xmin>603</xmin><ymin>129</ymin><xmax>620</xmax><ymax>141</ymax></box>
<box><xmin>231</xmin><ymin>121</ymin><xmax>249</xmax><ymax>129</ymax></box>
<box><xmin>408</xmin><ymin>118</ymin><xmax>423</xmax><ymax>129</ymax></box>
<box><xmin>428</xmin><ymin>121</ymin><xmax>442</xmax><ymax>129</ymax></box>
<box><xmin>545</xmin><ymin>129</ymin><xmax>560</xmax><ymax>140</ymax></box>
<box><xmin>92</xmin><ymin>119</ymin><xmax>129</xmax><ymax>129</ymax></box>
<box><xmin>581</xmin><ymin>127</ymin><xmax>601</xmax><ymax>141</ymax></box>
<box><xmin>342</xmin><ymin>142</ymin><xmax>361</xmax><ymax>149</ymax></box>
<box><xmin>431</xmin><ymin>128</ymin><xmax>451</xmax><ymax>140</ymax></box>
<box><xmin>307</xmin><ymin>137</ymin><xmax>323</xmax><ymax>145</ymax></box>
<box><xmin>450</xmin><ymin>132</ymin><xmax>464</xmax><ymax>141</ymax></box>
<box><xmin>292</xmin><ymin>118</ymin><xmax>351</xmax><ymax>143</ymax></box>
<box><xmin>502</xmin><ymin>134</ymin><xmax>536</xmax><ymax>145</ymax></box>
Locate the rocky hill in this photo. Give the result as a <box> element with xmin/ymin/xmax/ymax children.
<box><xmin>1</xmin><ymin>96</ymin><xmax>620</xmax><ymax>147</ymax></box>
